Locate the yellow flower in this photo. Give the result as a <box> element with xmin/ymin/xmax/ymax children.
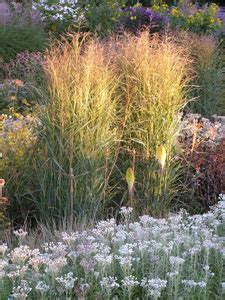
<box><xmin>126</xmin><ymin>167</ymin><xmax>135</xmax><ymax>193</ymax></box>
<box><xmin>208</xmin><ymin>17</ymin><xmax>215</xmax><ymax>24</ymax></box>
<box><xmin>156</xmin><ymin>145</ymin><xmax>167</xmax><ymax>170</ymax></box>
<box><xmin>171</xmin><ymin>8</ymin><xmax>181</xmax><ymax>18</ymax></box>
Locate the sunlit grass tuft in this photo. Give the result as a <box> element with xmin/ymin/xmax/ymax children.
<box><xmin>36</xmin><ymin>34</ymin><xmax>119</xmax><ymax>223</ymax></box>
<box><xmin>110</xmin><ymin>32</ymin><xmax>191</xmax><ymax>215</ymax></box>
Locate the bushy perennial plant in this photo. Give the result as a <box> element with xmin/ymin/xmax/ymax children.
<box><xmin>168</xmin><ymin>1</ymin><xmax>223</xmax><ymax>33</ymax></box>
<box><xmin>0</xmin><ymin>199</ymin><xmax>224</xmax><ymax>299</ymax></box>
<box><xmin>178</xmin><ymin>113</ymin><xmax>225</xmax><ymax>212</ymax></box>
<box><xmin>33</xmin><ymin>0</ymin><xmax>224</xmax><ymax>34</ymax></box>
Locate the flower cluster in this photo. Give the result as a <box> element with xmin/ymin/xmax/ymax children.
<box><xmin>0</xmin><ymin>200</ymin><xmax>224</xmax><ymax>298</ymax></box>
<box><xmin>119</xmin><ymin>5</ymin><xmax>166</xmax><ymax>32</ymax></box>
<box><xmin>33</xmin><ymin>0</ymin><xmax>79</xmax><ymax>23</ymax></box>
<box><xmin>168</xmin><ymin>1</ymin><xmax>223</xmax><ymax>33</ymax></box>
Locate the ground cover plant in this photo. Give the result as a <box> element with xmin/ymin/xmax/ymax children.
<box><xmin>0</xmin><ymin>199</ymin><xmax>224</xmax><ymax>299</ymax></box>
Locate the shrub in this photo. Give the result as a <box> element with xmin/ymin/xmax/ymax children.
<box><xmin>119</xmin><ymin>5</ymin><xmax>166</xmax><ymax>33</ymax></box>
<box><xmin>178</xmin><ymin>113</ymin><xmax>224</xmax><ymax>213</ymax></box>
<box><xmin>0</xmin><ymin>114</ymin><xmax>37</xmax><ymax>224</ymax></box>
<box><xmin>3</xmin><ymin>51</ymin><xmax>45</xmax><ymax>84</ymax></box>
<box><xmin>34</xmin><ymin>0</ymin><xmax>126</xmax><ymax>35</ymax></box>
<box><xmin>77</xmin><ymin>0</ymin><xmax>126</xmax><ymax>35</ymax></box>
<box><xmin>0</xmin><ymin>25</ymin><xmax>48</xmax><ymax>63</ymax></box>
<box><xmin>33</xmin><ymin>0</ymin><xmax>80</xmax><ymax>33</ymax></box>
<box><xmin>168</xmin><ymin>1</ymin><xmax>223</xmax><ymax>33</ymax></box>
<box><xmin>0</xmin><ymin>80</ymin><xmax>38</xmax><ymax>115</ymax></box>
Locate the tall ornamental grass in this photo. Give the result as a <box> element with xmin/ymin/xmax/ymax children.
<box><xmin>110</xmin><ymin>33</ymin><xmax>191</xmax><ymax>215</ymax></box>
<box><xmin>34</xmin><ymin>32</ymin><xmax>191</xmax><ymax>222</ymax></box>
<box><xmin>180</xmin><ymin>33</ymin><xmax>225</xmax><ymax>116</ymax></box>
<box><xmin>36</xmin><ymin>34</ymin><xmax>119</xmax><ymax>223</ymax></box>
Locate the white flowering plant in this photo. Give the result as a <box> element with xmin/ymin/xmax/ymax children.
<box><xmin>33</xmin><ymin>0</ymin><xmax>127</xmax><ymax>34</ymax></box>
<box><xmin>33</xmin><ymin>0</ymin><xmax>80</xmax><ymax>32</ymax></box>
<box><xmin>0</xmin><ymin>200</ymin><xmax>224</xmax><ymax>299</ymax></box>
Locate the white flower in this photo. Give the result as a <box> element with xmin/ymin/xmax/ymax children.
<box><xmin>122</xmin><ymin>275</ymin><xmax>139</xmax><ymax>288</ymax></box>
<box><xmin>68</xmin><ymin>250</ymin><xmax>78</xmax><ymax>261</ymax></box>
<box><xmin>141</xmin><ymin>278</ymin><xmax>167</xmax><ymax>298</ymax></box>
<box><xmin>94</xmin><ymin>271</ymin><xmax>100</xmax><ymax>279</ymax></box>
<box><xmin>118</xmin><ymin>243</ymin><xmax>135</xmax><ymax>256</ymax></box>
<box><xmin>100</xmin><ymin>276</ymin><xmax>119</xmax><ymax>291</ymax></box>
<box><xmin>218</xmin><ymin>194</ymin><xmax>225</xmax><ymax>202</ymax></box>
<box><xmin>0</xmin><ymin>243</ymin><xmax>8</xmax><ymax>256</ymax></box>
<box><xmin>61</xmin><ymin>231</ymin><xmax>78</xmax><ymax>244</ymax></box>
<box><xmin>43</xmin><ymin>242</ymin><xmax>67</xmax><ymax>257</ymax></box>
<box><xmin>139</xmin><ymin>215</ymin><xmax>154</xmax><ymax>226</ymax></box>
<box><xmin>35</xmin><ymin>281</ymin><xmax>50</xmax><ymax>295</ymax></box>
<box><xmin>94</xmin><ymin>245</ymin><xmax>113</xmax><ymax>266</ymax></box>
<box><xmin>120</xmin><ymin>207</ymin><xmax>133</xmax><ymax>216</ymax></box>
<box><xmin>198</xmin><ymin>281</ymin><xmax>207</xmax><ymax>288</ymax></box>
<box><xmin>166</xmin><ymin>271</ymin><xmax>179</xmax><ymax>278</ymax></box>
<box><xmin>12</xmin><ymin>280</ymin><xmax>31</xmax><ymax>299</ymax></box>
<box><xmin>182</xmin><ymin>280</ymin><xmax>206</xmax><ymax>288</ymax></box>
<box><xmin>115</xmin><ymin>254</ymin><xmax>134</xmax><ymax>269</ymax></box>
<box><xmin>13</xmin><ymin>229</ymin><xmax>28</xmax><ymax>239</ymax></box>
<box><xmin>169</xmin><ymin>256</ymin><xmax>185</xmax><ymax>267</ymax></box>
<box><xmin>56</xmin><ymin>272</ymin><xmax>77</xmax><ymax>290</ymax></box>
<box><xmin>46</xmin><ymin>257</ymin><xmax>67</xmax><ymax>274</ymax></box>
<box><xmin>10</xmin><ymin>245</ymin><xmax>31</xmax><ymax>264</ymax></box>
<box><xmin>112</xmin><ymin>229</ymin><xmax>128</xmax><ymax>243</ymax></box>
<box><xmin>94</xmin><ymin>218</ymin><xmax>116</xmax><ymax>237</ymax></box>
<box><xmin>7</xmin><ymin>271</ymin><xmax>20</xmax><ymax>279</ymax></box>
<box><xmin>141</xmin><ymin>278</ymin><xmax>167</xmax><ymax>290</ymax></box>
<box><xmin>95</xmin><ymin>253</ymin><xmax>113</xmax><ymax>266</ymax></box>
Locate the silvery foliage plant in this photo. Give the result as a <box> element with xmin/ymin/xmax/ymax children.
<box><xmin>0</xmin><ymin>196</ymin><xmax>224</xmax><ymax>299</ymax></box>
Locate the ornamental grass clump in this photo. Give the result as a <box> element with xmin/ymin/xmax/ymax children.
<box><xmin>36</xmin><ymin>34</ymin><xmax>119</xmax><ymax>222</ymax></box>
<box><xmin>34</xmin><ymin>32</ymin><xmax>192</xmax><ymax>221</ymax></box>
<box><xmin>111</xmin><ymin>32</ymin><xmax>191</xmax><ymax>215</ymax></box>
<box><xmin>181</xmin><ymin>33</ymin><xmax>225</xmax><ymax>116</ymax></box>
